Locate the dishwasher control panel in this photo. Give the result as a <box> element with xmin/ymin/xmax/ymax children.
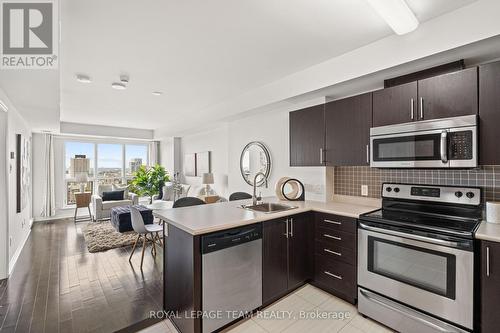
<box><xmin>201</xmin><ymin>224</ymin><xmax>262</xmax><ymax>254</ymax></box>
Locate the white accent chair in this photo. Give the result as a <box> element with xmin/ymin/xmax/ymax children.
<box><xmin>90</xmin><ymin>184</ymin><xmax>138</xmax><ymax>221</ymax></box>
<box><xmin>152</xmin><ymin>183</ymin><xmax>192</xmax><ymax>206</ymax></box>
<box><xmin>129</xmin><ymin>206</ymin><xmax>163</xmax><ymax>270</ymax></box>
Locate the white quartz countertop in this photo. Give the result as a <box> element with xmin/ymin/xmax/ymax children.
<box><xmin>475</xmin><ymin>221</ymin><xmax>500</xmax><ymax>242</ymax></box>
<box><xmin>153</xmin><ymin>197</ymin><xmax>380</xmax><ymax>235</ymax></box>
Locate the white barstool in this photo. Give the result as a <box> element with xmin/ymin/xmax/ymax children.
<box><xmin>129</xmin><ymin>206</ymin><xmax>163</xmax><ymax>270</ymax></box>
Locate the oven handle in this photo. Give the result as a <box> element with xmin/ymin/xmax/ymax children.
<box><xmin>359</xmin><ymin>222</ymin><xmax>461</xmax><ymax>248</ymax></box>
<box><xmin>440</xmin><ymin>130</ymin><xmax>448</xmax><ymax>163</ymax></box>
<box><xmin>359</xmin><ymin>289</ymin><xmax>463</xmax><ymax>333</ymax></box>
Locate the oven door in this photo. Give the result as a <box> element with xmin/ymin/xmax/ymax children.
<box><xmin>370</xmin><ymin>128</ymin><xmax>449</xmax><ymax>168</ymax></box>
<box><xmin>358</xmin><ymin>223</ymin><xmax>474</xmax><ymax>329</ymax></box>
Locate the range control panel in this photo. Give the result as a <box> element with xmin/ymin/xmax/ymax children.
<box><xmin>382</xmin><ymin>183</ymin><xmax>481</xmax><ymax>206</ymax></box>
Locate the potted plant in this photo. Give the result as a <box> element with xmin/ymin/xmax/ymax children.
<box><xmin>130</xmin><ymin>164</ymin><xmax>170</xmax><ymax>203</ymax></box>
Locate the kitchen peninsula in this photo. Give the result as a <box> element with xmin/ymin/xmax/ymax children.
<box><xmin>155</xmin><ymin>198</ymin><xmax>379</xmax><ymax>333</ymax></box>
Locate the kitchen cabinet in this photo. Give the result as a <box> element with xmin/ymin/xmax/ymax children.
<box><xmin>262</xmin><ymin>213</ymin><xmax>313</xmax><ymax>305</ymax></box>
<box><xmin>373</xmin><ymin>68</ymin><xmax>478</xmax><ymax>127</ymax></box>
<box><xmin>373</xmin><ymin>81</ymin><xmax>417</xmax><ymax>127</ymax></box>
<box><xmin>288</xmin><ymin>214</ymin><xmax>313</xmax><ymax>290</ymax></box>
<box><xmin>289</xmin><ymin>105</ymin><xmax>325</xmax><ymax>166</ymax></box>
<box><xmin>325</xmin><ymin>93</ymin><xmax>372</xmax><ymax>166</ymax></box>
<box><xmin>480</xmin><ymin>240</ymin><xmax>500</xmax><ymax>333</ymax></box>
<box><xmin>312</xmin><ymin>213</ymin><xmax>357</xmax><ymax>304</ymax></box>
<box><xmin>479</xmin><ymin>61</ymin><xmax>500</xmax><ymax>165</ymax></box>
<box><xmin>417</xmin><ymin>67</ymin><xmax>478</xmax><ymax>121</ymax></box>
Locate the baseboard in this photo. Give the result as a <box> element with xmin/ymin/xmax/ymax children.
<box><xmin>8</xmin><ymin>228</ymin><xmax>31</xmax><ymax>275</ymax></box>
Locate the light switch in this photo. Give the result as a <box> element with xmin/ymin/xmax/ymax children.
<box><xmin>361</xmin><ymin>185</ymin><xmax>368</xmax><ymax>196</ymax></box>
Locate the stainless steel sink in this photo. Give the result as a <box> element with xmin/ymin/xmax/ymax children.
<box><xmin>242</xmin><ymin>202</ymin><xmax>297</xmax><ymax>214</ymax></box>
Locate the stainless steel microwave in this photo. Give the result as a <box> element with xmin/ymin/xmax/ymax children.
<box><xmin>370</xmin><ymin>115</ymin><xmax>477</xmax><ymax>168</ymax></box>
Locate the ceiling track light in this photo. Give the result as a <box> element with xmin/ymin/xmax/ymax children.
<box><xmin>76</xmin><ymin>74</ymin><xmax>92</xmax><ymax>83</ymax></box>
<box><xmin>365</xmin><ymin>0</ymin><xmax>419</xmax><ymax>35</ymax></box>
<box><xmin>120</xmin><ymin>74</ymin><xmax>129</xmax><ymax>84</ymax></box>
<box><xmin>111</xmin><ymin>82</ymin><xmax>127</xmax><ymax>90</ymax></box>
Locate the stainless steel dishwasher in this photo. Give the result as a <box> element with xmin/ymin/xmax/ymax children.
<box><xmin>201</xmin><ymin>224</ymin><xmax>262</xmax><ymax>333</ymax></box>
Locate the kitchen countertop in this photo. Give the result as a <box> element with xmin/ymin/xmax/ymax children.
<box><xmin>475</xmin><ymin>221</ymin><xmax>500</xmax><ymax>242</ymax></box>
<box><xmin>153</xmin><ymin>197</ymin><xmax>380</xmax><ymax>235</ymax></box>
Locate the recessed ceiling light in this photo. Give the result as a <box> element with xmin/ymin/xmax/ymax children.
<box><xmin>111</xmin><ymin>82</ymin><xmax>127</xmax><ymax>90</ymax></box>
<box><xmin>76</xmin><ymin>74</ymin><xmax>92</xmax><ymax>83</ymax></box>
<box><xmin>152</xmin><ymin>91</ymin><xmax>163</xmax><ymax>96</ymax></box>
<box><xmin>365</xmin><ymin>0</ymin><xmax>419</xmax><ymax>35</ymax></box>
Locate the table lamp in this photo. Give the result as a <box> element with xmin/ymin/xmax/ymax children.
<box><xmin>202</xmin><ymin>173</ymin><xmax>214</xmax><ymax>196</ymax></box>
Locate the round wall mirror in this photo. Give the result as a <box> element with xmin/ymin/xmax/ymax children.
<box><xmin>240</xmin><ymin>142</ymin><xmax>271</xmax><ymax>186</ymax></box>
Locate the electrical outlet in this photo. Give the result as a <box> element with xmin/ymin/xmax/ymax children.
<box><xmin>361</xmin><ymin>185</ymin><xmax>368</xmax><ymax>196</ymax></box>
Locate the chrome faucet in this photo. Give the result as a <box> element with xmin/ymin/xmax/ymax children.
<box><xmin>253</xmin><ymin>172</ymin><xmax>268</xmax><ymax>205</ymax></box>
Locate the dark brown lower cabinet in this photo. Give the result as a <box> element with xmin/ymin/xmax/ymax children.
<box><xmin>312</xmin><ymin>213</ymin><xmax>357</xmax><ymax>304</ymax></box>
<box><xmin>262</xmin><ymin>213</ymin><xmax>313</xmax><ymax>305</ymax></box>
<box><xmin>480</xmin><ymin>240</ymin><xmax>500</xmax><ymax>333</ymax></box>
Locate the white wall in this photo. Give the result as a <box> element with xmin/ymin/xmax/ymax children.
<box><xmin>0</xmin><ymin>88</ymin><xmax>32</xmax><ymax>277</ymax></box>
<box><xmin>0</xmin><ymin>101</ymin><xmax>8</xmax><ymax>279</ymax></box>
<box><xmin>174</xmin><ymin>98</ymin><xmax>327</xmax><ymax>201</ymax></box>
<box><xmin>179</xmin><ymin>125</ymin><xmax>229</xmax><ymax>197</ymax></box>
<box><xmin>60</xmin><ymin>121</ymin><xmax>154</xmax><ymax>140</ymax></box>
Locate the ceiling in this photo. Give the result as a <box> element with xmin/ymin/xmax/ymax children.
<box><xmin>41</xmin><ymin>0</ymin><xmax>477</xmax><ymax>133</ymax></box>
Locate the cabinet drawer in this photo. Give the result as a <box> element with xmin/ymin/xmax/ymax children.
<box><xmin>316</xmin><ymin>213</ymin><xmax>356</xmax><ymax>234</ymax></box>
<box><xmin>314</xmin><ymin>240</ymin><xmax>355</xmax><ymax>265</ymax></box>
<box><xmin>314</xmin><ymin>254</ymin><xmax>356</xmax><ymax>300</ymax></box>
<box><xmin>315</xmin><ymin>227</ymin><xmax>356</xmax><ymax>251</ymax></box>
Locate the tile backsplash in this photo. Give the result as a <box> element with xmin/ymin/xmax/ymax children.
<box><xmin>334</xmin><ymin>166</ymin><xmax>500</xmax><ymax>202</ymax></box>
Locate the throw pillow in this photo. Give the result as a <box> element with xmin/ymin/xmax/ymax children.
<box><xmin>112</xmin><ymin>184</ymin><xmax>129</xmax><ymax>198</ymax></box>
<box><xmin>102</xmin><ymin>190</ymin><xmax>125</xmax><ymax>202</ymax></box>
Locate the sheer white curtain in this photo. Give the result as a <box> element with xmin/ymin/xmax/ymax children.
<box><xmin>149</xmin><ymin>141</ymin><xmax>160</xmax><ymax>166</ymax></box>
<box><xmin>41</xmin><ymin>133</ymin><xmax>56</xmax><ymax>217</ymax></box>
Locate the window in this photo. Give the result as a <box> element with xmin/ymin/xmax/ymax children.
<box><xmin>63</xmin><ymin>140</ymin><xmax>150</xmax><ymax>206</ymax></box>
<box><xmin>125</xmin><ymin>144</ymin><xmax>148</xmax><ymax>177</ymax></box>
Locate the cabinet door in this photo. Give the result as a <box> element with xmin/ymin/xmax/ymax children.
<box><xmin>417</xmin><ymin>68</ymin><xmax>478</xmax><ymax>121</ymax></box>
<box><xmin>325</xmin><ymin>93</ymin><xmax>372</xmax><ymax>166</ymax></box>
<box><xmin>373</xmin><ymin>81</ymin><xmax>417</xmax><ymax>127</ymax></box>
<box><xmin>480</xmin><ymin>240</ymin><xmax>500</xmax><ymax>333</ymax></box>
<box><xmin>288</xmin><ymin>213</ymin><xmax>313</xmax><ymax>290</ymax></box>
<box><xmin>289</xmin><ymin>105</ymin><xmax>325</xmax><ymax>166</ymax></box>
<box><xmin>479</xmin><ymin>62</ymin><xmax>500</xmax><ymax>165</ymax></box>
<box><xmin>262</xmin><ymin>219</ymin><xmax>288</xmax><ymax>304</ymax></box>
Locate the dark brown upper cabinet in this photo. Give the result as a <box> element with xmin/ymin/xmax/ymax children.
<box><xmin>373</xmin><ymin>81</ymin><xmax>417</xmax><ymax>127</ymax></box>
<box><xmin>289</xmin><ymin>104</ymin><xmax>325</xmax><ymax>166</ymax></box>
<box><xmin>373</xmin><ymin>68</ymin><xmax>478</xmax><ymax>127</ymax></box>
<box><xmin>325</xmin><ymin>93</ymin><xmax>372</xmax><ymax>166</ymax></box>
<box><xmin>480</xmin><ymin>240</ymin><xmax>500</xmax><ymax>333</ymax></box>
<box><xmin>417</xmin><ymin>67</ymin><xmax>478</xmax><ymax>121</ymax></box>
<box><xmin>479</xmin><ymin>61</ymin><xmax>500</xmax><ymax>165</ymax></box>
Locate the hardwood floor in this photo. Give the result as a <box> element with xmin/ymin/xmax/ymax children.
<box><xmin>0</xmin><ymin>218</ymin><xmax>163</xmax><ymax>333</ymax></box>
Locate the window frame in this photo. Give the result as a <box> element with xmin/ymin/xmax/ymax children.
<box><xmin>62</xmin><ymin>137</ymin><xmax>150</xmax><ymax>208</ymax></box>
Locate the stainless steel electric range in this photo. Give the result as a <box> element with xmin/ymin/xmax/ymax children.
<box><xmin>358</xmin><ymin>183</ymin><xmax>483</xmax><ymax>333</ymax></box>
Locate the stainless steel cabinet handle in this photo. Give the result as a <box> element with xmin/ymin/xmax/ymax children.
<box><xmin>440</xmin><ymin>130</ymin><xmax>448</xmax><ymax>163</ymax></box>
<box><xmin>323</xmin><ymin>234</ymin><xmax>341</xmax><ymax>241</ymax></box>
<box><xmin>324</xmin><ymin>271</ymin><xmax>342</xmax><ymax>280</ymax></box>
<box><xmin>366</xmin><ymin>144</ymin><xmax>369</xmax><ymax>164</ymax></box>
<box><xmin>284</xmin><ymin>219</ymin><xmax>289</xmax><ymax>238</ymax></box>
<box><xmin>324</xmin><ymin>219</ymin><xmax>341</xmax><ymax>225</ymax></box>
<box><xmin>324</xmin><ymin>248</ymin><xmax>342</xmax><ymax>256</ymax></box>
<box><xmin>410</xmin><ymin>98</ymin><xmax>414</xmax><ymax>120</ymax></box>
<box><xmin>487</xmin><ymin>246</ymin><xmax>490</xmax><ymax>277</ymax></box>
<box><xmin>290</xmin><ymin>218</ymin><xmax>294</xmax><ymax>237</ymax></box>
<box><xmin>319</xmin><ymin>148</ymin><xmax>324</xmax><ymax>165</ymax></box>
<box><xmin>419</xmin><ymin>97</ymin><xmax>424</xmax><ymax>119</ymax></box>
